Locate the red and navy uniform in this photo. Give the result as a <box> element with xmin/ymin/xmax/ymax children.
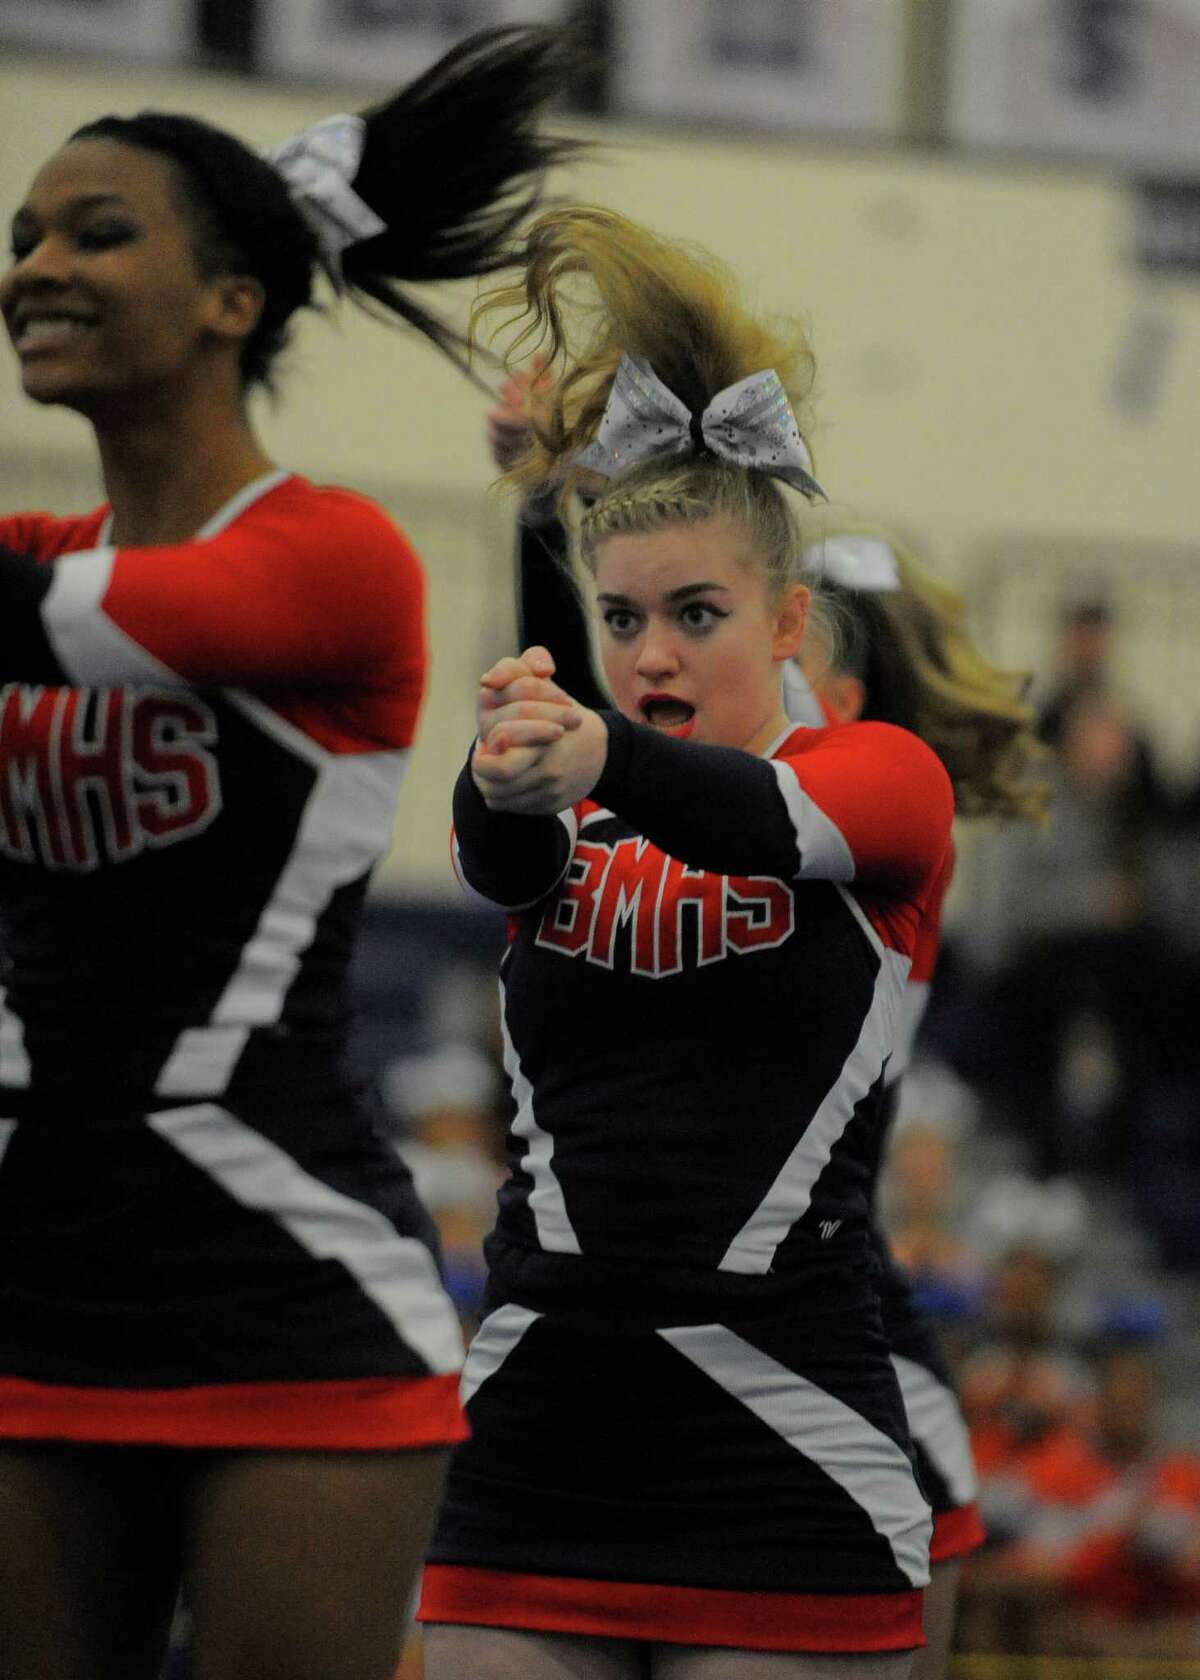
<box><xmin>872</xmin><ymin>843</ymin><xmax>986</xmax><ymax>1563</ymax></box>
<box><xmin>507</xmin><ymin>512</ymin><xmax>985</xmax><ymax>1563</ymax></box>
<box><xmin>790</xmin><ymin>656</ymin><xmax>985</xmax><ymax>1559</ymax></box>
<box><xmin>421</xmin><ymin>710</ymin><xmax>954</xmax><ymax>1652</ymax></box>
<box><xmin>0</xmin><ymin>470</ymin><xmax>465</xmax><ymax>1449</ymax></box>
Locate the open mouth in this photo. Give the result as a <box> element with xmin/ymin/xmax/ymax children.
<box><xmin>640</xmin><ymin>696</ymin><xmax>697</xmax><ymax>738</ymax></box>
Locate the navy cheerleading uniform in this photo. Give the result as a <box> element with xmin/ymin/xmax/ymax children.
<box><xmin>0</xmin><ymin>470</ymin><xmax>465</xmax><ymax>1449</ymax></box>
<box><xmin>420</xmin><ymin>709</ymin><xmax>954</xmax><ymax>1652</ymax></box>
<box><xmin>509</xmin><ymin>510</ymin><xmax>985</xmax><ymax>1566</ymax></box>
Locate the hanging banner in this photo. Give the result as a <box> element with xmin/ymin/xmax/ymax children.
<box><xmin>947</xmin><ymin>1</ymin><xmax>1200</xmax><ymax>174</ymax></box>
<box><xmin>609</xmin><ymin>0</ymin><xmax>907</xmax><ymax>137</ymax></box>
<box><xmin>260</xmin><ymin>0</ymin><xmax>570</xmax><ymax>88</ymax></box>
<box><xmin>0</xmin><ymin>0</ymin><xmax>190</xmax><ymax>61</ymax></box>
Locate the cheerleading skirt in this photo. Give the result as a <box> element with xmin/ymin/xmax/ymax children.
<box><xmin>0</xmin><ymin>1097</ymin><xmax>466</xmax><ymax>1450</ymax></box>
<box><xmin>421</xmin><ymin>1247</ymin><xmax>931</xmax><ymax>1653</ymax></box>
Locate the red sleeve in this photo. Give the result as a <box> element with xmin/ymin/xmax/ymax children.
<box><xmin>0</xmin><ymin>508</ymin><xmax>107</xmax><ymax>560</ymax></box>
<box><xmin>910</xmin><ymin>839</ymin><xmax>955</xmax><ymax>987</ymax></box>
<box><xmin>35</xmin><ymin>481</ymin><xmax>425</xmax><ymax>692</ymax></box>
<box><xmin>775</xmin><ymin>722</ymin><xmax>954</xmax><ymax>898</ymax></box>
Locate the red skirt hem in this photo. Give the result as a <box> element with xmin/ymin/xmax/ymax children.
<box><xmin>418</xmin><ymin>1564</ymin><xmax>924</xmax><ymax>1652</ymax></box>
<box><xmin>0</xmin><ymin>1372</ymin><xmax>468</xmax><ymax>1449</ymax></box>
<box><xmin>930</xmin><ymin>1501</ymin><xmax>986</xmax><ymax>1563</ymax></box>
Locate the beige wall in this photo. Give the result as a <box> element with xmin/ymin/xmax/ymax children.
<box><xmin>3</xmin><ymin>51</ymin><xmax>1198</xmax><ymax>891</ymax></box>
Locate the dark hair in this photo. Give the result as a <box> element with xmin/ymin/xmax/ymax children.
<box><xmin>70</xmin><ymin>25</ymin><xmax>582</xmax><ymax>388</ymax></box>
<box><xmin>71</xmin><ymin>110</ymin><xmax>317</xmax><ymax>387</ymax></box>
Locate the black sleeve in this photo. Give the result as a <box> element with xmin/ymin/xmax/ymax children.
<box><xmin>592</xmin><ymin>711</ymin><xmax>799</xmax><ymax>879</ymax></box>
<box><xmin>1</xmin><ymin>547</ymin><xmax>69</xmax><ymax>683</ymax></box>
<box><xmin>452</xmin><ymin>751</ymin><xmax>574</xmax><ymax>908</ymax></box>
<box><xmin>514</xmin><ymin>500</ymin><xmax>607</xmax><ymax>710</ymax></box>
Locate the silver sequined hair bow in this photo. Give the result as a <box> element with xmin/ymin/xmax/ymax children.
<box><xmin>265</xmin><ymin>114</ymin><xmax>387</xmax><ymax>292</ymax></box>
<box><xmin>802</xmin><ymin>534</ymin><xmax>900</xmax><ymax>592</ymax></box>
<box><xmin>576</xmin><ymin>353</ymin><xmax>824</xmax><ymax>501</ymax></box>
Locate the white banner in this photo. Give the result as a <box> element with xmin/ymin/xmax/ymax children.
<box><xmin>948</xmin><ymin>0</ymin><xmax>1200</xmax><ymax>174</ymax></box>
<box><xmin>0</xmin><ymin>0</ymin><xmax>190</xmax><ymax>61</ymax></box>
<box><xmin>261</xmin><ymin>0</ymin><xmax>570</xmax><ymax>88</ymax></box>
<box><xmin>610</xmin><ymin>0</ymin><xmax>906</xmax><ymax>136</ymax></box>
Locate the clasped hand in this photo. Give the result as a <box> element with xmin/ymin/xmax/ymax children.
<box><xmin>472</xmin><ymin>646</ymin><xmax>608</xmax><ymax>815</ymax></box>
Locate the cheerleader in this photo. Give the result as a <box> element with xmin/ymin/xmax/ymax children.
<box><xmin>0</xmin><ymin>28</ymin><xmax>577</xmax><ymax>1680</ymax></box>
<box><xmin>482</xmin><ymin>375</ymin><xmax>1045</xmax><ymax>1677</ymax></box>
<box><xmin>420</xmin><ymin>207</ymin><xmax>956</xmax><ymax>1679</ymax></box>
<box><xmin>793</xmin><ymin>526</ymin><xmax>1045</xmax><ymax>1678</ymax></box>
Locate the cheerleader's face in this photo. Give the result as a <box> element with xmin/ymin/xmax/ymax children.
<box><xmin>594</xmin><ymin>515</ymin><xmax>808</xmax><ymax>757</ymax></box>
<box><xmin>2</xmin><ymin>139</ymin><xmax>252</xmax><ymax>415</ymax></box>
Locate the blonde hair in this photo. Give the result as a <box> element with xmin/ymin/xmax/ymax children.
<box><xmin>807</xmin><ymin>521</ymin><xmax>1048</xmax><ymax>822</ymax></box>
<box><xmin>474</xmin><ymin>205</ymin><xmax>818</xmax><ymax>596</ymax></box>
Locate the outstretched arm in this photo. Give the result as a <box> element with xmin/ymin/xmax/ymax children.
<box><xmin>0</xmin><ymin>492</ymin><xmax>422</xmax><ymax>691</ymax></box>
<box><xmin>475</xmin><ymin>659</ymin><xmax>954</xmax><ymax>892</ymax></box>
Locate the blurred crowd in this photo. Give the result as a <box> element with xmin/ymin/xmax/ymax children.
<box><xmin>927</xmin><ymin>591</ymin><xmax>1200</xmax><ymax>1270</ymax></box>
<box><xmin>369</xmin><ymin>584</ymin><xmax>1200</xmax><ymax>1663</ymax></box>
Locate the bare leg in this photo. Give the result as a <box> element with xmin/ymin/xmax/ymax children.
<box><xmin>423</xmin><ymin>1624</ymin><xmax>648</xmax><ymax>1679</ymax></box>
<box><xmin>0</xmin><ymin>1440</ymin><xmax>183</xmax><ymax>1680</ymax></box>
<box><xmin>183</xmin><ymin>1446</ymin><xmax>449</xmax><ymax>1680</ymax></box>
<box><xmin>911</xmin><ymin>1559</ymin><xmax>960</xmax><ymax>1680</ymax></box>
<box><xmin>653</xmin><ymin>1647</ymin><xmax>914</xmax><ymax>1680</ymax></box>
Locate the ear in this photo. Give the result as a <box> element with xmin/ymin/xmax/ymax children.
<box><xmin>822</xmin><ymin>672</ymin><xmax>867</xmax><ymax>724</ymax></box>
<box><xmin>771</xmin><ymin>583</ymin><xmax>810</xmax><ymax>663</ymax></box>
<box><xmin>202</xmin><ymin>274</ymin><xmax>266</xmax><ymax>351</ymax></box>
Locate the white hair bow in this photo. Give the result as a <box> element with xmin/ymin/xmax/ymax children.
<box><xmin>266</xmin><ymin>114</ymin><xmax>387</xmax><ymax>291</ymax></box>
<box><xmin>802</xmin><ymin>534</ymin><xmax>900</xmax><ymax>592</ymax></box>
<box><xmin>576</xmin><ymin>354</ymin><xmax>824</xmax><ymax>501</ymax></box>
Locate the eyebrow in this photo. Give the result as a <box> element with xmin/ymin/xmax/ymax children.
<box><xmin>12</xmin><ymin>193</ymin><xmax>134</xmax><ymax>228</ymax></box>
<box><xmin>597</xmin><ymin>582</ymin><xmax>733</xmax><ymax>607</ymax></box>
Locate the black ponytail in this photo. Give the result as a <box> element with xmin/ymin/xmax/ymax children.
<box><xmin>341</xmin><ymin>25</ymin><xmax>586</xmax><ymax>372</ymax></box>
<box><xmin>69</xmin><ymin>26</ymin><xmax>583</xmax><ymax>388</ymax></box>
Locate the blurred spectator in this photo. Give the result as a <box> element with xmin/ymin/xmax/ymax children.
<box><xmin>1036</xmin><ymin>592</ymin><xmax>1168</xmax><ymax>823</ymax></box>
<box><xmin>877</xmin><ymin>1067</ymin><xmax>986</xmax><ymax>1334</ymax></box>
<box><xmin>938</xmin><ymin>686</ymin><xmax>1176</xmax><ymax>1178</ymax></box>
<box><xmin>959</xmin><ymin>1241</ymin><xmax>1094</xmax><ymax>1496</ymax></box>
<box><xmin>961</xmin><ymin>1341</ymin><xmax>1200</xmax><ymax>1659</ymax></box>
<box><xmin>1131</xmin><ymin>762</ymin><xmax>1200</xmax><ymax>1271</ymax></box>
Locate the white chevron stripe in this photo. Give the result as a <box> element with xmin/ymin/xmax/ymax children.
<box><xmin>147</xmin><ymin>1102</ymin><xmax>463</xmax><ymax>1376</ymax></box>
<box><xmin>892</xmin><ymin>1354</ymin><xmax>978</xmax><ymax>1508</ymax></box>
<box><xmin>770</xmin><ymin>759</ymin><xmax>856</xmax><ymax>881</ymax></box>
<box><xmin>718</xmin><ymin>943</ymin><xmax>907</xmax><ymax>1274</ymax></box>
<box><xmin>460</xmin><ymin>1302</ymin><xmax>543</xmax><ymax>1408</ymax></box>
<box><xmin>156</xmin><ymin>699</ymin><xmax>406</xmax><ymax>1098</ymax></box>
<box><xmin>0</xmin><ymin>989</ymin><xmax>30</xmax><ymax>1090</ymax></box>
<box><xmin>662</xmin><ymin>1322</ymin><xmax>931</xmax><ymax>1588</ymax></box>
<box><xmin>499</xmin><ymin>976</ymin><xmax>580</xmax><ymax>1255</ymax></box>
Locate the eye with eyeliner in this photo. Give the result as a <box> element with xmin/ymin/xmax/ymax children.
<box><xmin>678</xmin><ymin>601</ymin><xmax>727</xmax><ymax>634</ymax></box>
<box><xmin>601</xmin><ymin>607</ymin><xmax>641</xmax><ymax>639</ymax></box>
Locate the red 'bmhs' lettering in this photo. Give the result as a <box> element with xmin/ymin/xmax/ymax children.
<box><xmin>587</xmin><ymin>837</ymin><xmax>666</xmax><ymax>973</ymax></box>
<box><xmin>726</xmin><ymin>874</ymin><xmax>795</xmax><ymax>952</ymax></box>
<box><xmin>55</xmin><ymin>689</ymin><xmax>136</xmax><ymax>867</ymax></box>
<box><xmin>534</xmin><ymin>834</ymin><xmax>796</xmax><ymax>977</ymax></box>
<box><xmin>0</xmin><ymin>684</ymin><xmax>220</xmax><ymax>871</ymax></box>
<box><xmin>131</xmin><ymin>694</ymin><xmax>220</xmax><ymax>842</ymax></box>
<box><xmin>534</xmin><ymin>840</ymin><xmax>609</xmax><ymax>955</ymax></box>
<box><xmin>657</xmin><ymin>857</ymin><xmax>726</xmax><ymax>974</ymax></box>
<box><xmin>0</xmin><ymin>687</ymin><xmax>61</xmax><ymax>864</ymax></box>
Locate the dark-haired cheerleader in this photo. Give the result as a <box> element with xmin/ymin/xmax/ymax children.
<box><xmin>0</xmin><ymin>28</ymin><xmax>578</xmax><ymax>1680</ymax></box>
